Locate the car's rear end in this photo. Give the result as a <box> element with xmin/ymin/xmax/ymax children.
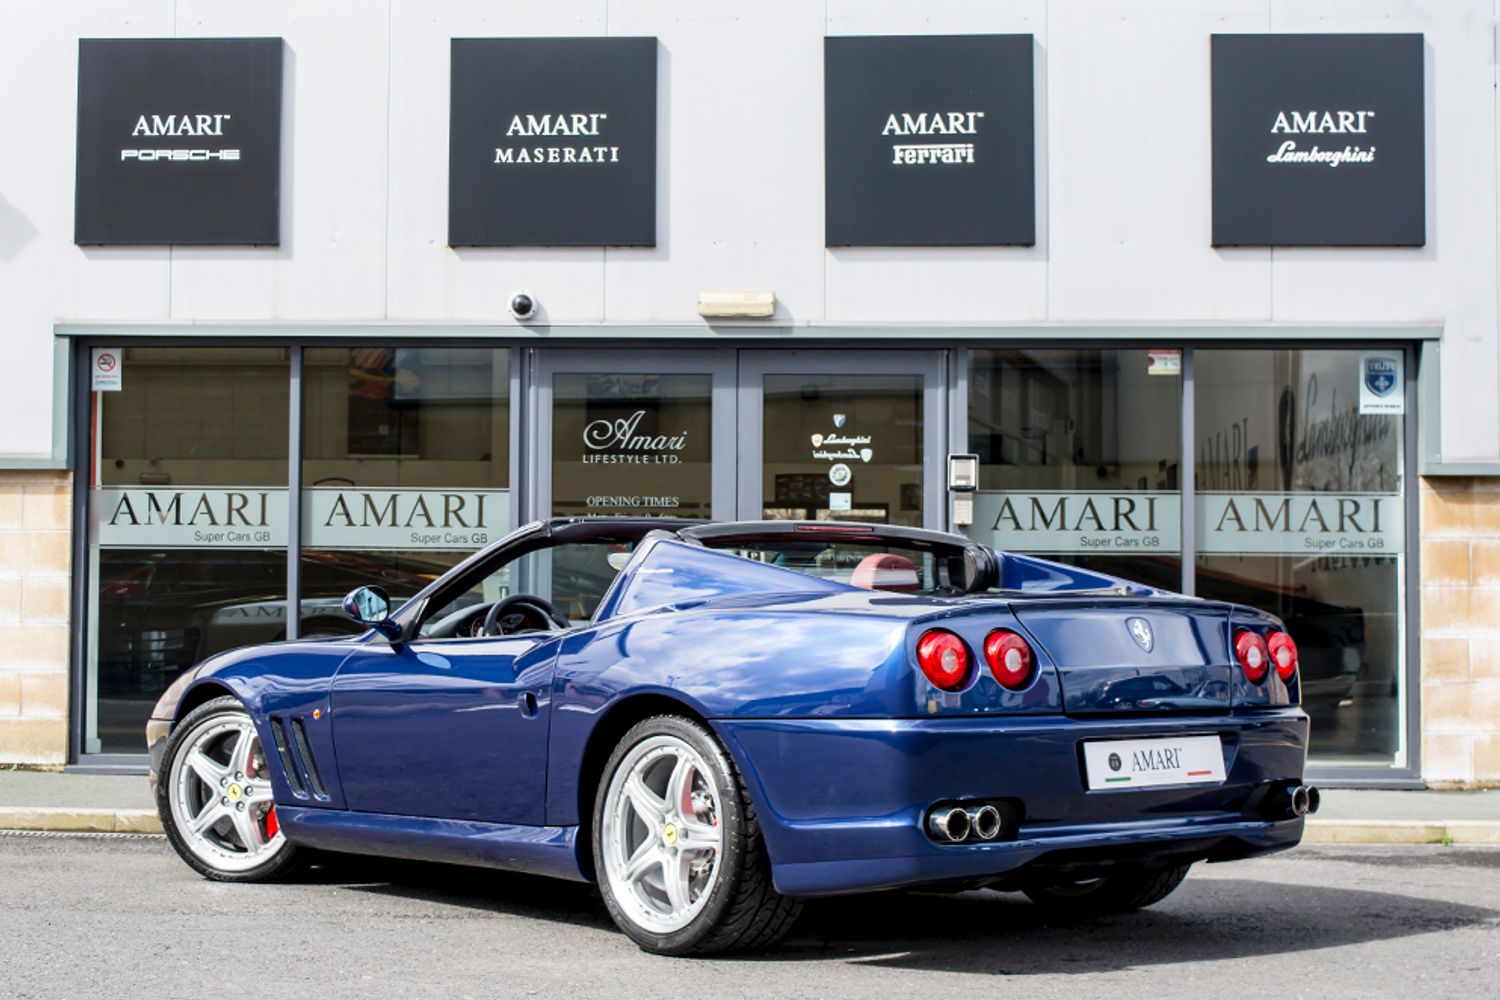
<box><xmin>716</xmin><ymin>592</ymin><xmax>1313</xmax><ymax>898</ymax></box>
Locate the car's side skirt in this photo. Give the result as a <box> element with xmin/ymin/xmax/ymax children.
<box><xmin>276</xmin><ymin>807</ymin><xmax>588</xmax><ymax>883</ymax></box>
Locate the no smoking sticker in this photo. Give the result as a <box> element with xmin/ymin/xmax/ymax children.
<box><xmin>91</xmin><ymin>348</ymin><xmax>123</xmax><ymax>392</ymax></box>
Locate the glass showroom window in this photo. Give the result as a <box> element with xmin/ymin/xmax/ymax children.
<box><xmin>967</xmin><ymin>349</ymin><xmax>1182</xmax><ymax>590</ymax></box>
<box><xmin>300</xmin><ymin>347</ymin><xmax>511</xmax><ymax>629</ymax></box>
<box><xmin>87</xmin><ymin>348</ymin><xmax>290</xmax><ymax>754</ymax></box>
<box><xmin>1195</xmin><ymin>349</ymin><xmax>1406</xmax><ymax>766</ymax></box>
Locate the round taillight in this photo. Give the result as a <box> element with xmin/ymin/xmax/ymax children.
<box><xmin>1234</xmin><ymin>629</ymin><xmax>1270</xmax><ymax>683</ymax></box>
<box><xmin>916</xmin><ymin>629</ymin><xmax>970</xmax><ymax>690</ymax></box>
<box><xmin>983</xmin><ymin>629</ymin><xmax>1034</xmax><ymax>690</ymax></box>
<box><xmin>1268</xmin><ymin>630</ymin><xmax>1298</xmax><ymax>682</ymax></box>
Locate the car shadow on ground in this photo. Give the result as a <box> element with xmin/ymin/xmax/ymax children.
<box><xmin>316</xmin><ymin>852</ymin><xmax>1500</xmax><ymax>972</ymax></box>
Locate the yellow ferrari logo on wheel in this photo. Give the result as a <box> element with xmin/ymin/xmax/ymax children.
<box><xmin>226</xmin><ymin>784</ymin><xmax>242</xmax><ymax>802</ymax></box>
<box><xmin>662</xmin><ymin>823</ymin><xmax>677</xmax><ymax>847</ymax></box>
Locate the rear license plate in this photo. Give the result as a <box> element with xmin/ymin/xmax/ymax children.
<box><xmin>1082</xmin><ymin>735</ymin><xmax>1225</xmax><ymax>790</ymax></box>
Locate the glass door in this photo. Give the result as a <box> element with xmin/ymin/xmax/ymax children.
<box><xmin>737</xmin><ymin>351</ymin><xmax>945</xmax><ymax>528</ymax></box>
<box><xmin>533</xmin><ymin>350</ymin><xmax>737</xmax><ymax>522</ymax></box>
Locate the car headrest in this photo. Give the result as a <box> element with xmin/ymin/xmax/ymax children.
<box><xmin>850</xmin><ymin>553</ymin><xmax>920</xmax><ymax>592</ymax></box>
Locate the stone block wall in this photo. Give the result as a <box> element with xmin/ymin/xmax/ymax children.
<box><xmin>0</xmin><ymin>471</ymin><xmax>71</xmax><ymax>766</ymax></box>
<box><xmin>1420</xmin><ymin>476</ymin><xmax>1500</xmax><ymax>787</ymax></box>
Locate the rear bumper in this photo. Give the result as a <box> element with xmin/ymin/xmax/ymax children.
<box><xmin>714</xmin><ymin>708</ymin><xmax>1308</xmax><ymax>897</ymax></box>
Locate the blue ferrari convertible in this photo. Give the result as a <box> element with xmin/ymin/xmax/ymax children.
<box><xmin>147</xmin><ymin>518</ymin><xmax>1316</xmax><ymax>955</ymax></box>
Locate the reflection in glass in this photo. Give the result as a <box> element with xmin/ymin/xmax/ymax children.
<box><xmin>298</xmin><ymin>347</ymin><xmax>511</xmax><ymax>635</ymax></box>
<box><xmin>1195</xmin><ymin>349</ymin><xmax>1405</xmax><ymax>765</ymax></box>
<box><xmin>968</xmin><ymin>349</ymin><xmax>1181</xmax><ymax>591</ymax></box>
<box><xmin>762</xmin><ymin>374</ymin><xmax>922</xmax><ymax>526</ymax></box>
<box><xmin>91</xmin><ymin>348</ymin><xmax>290</xmax><ymax>753</ymax></box>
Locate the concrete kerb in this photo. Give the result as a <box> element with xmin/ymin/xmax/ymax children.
<box><xmin>1303</xmin><ymin>819</ymin><xmax>1500</xmax><ymax>845</ymax></box>
<box><xmin>0</xmin><ymin>807</ymin><xmax>163</xmax><ymax>834</ymax></box>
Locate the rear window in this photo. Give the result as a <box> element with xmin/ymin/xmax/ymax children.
<box><xmin>702</xmin><ymin>539</ymin><xmax>944</xmax><ymax>594</ymax></box>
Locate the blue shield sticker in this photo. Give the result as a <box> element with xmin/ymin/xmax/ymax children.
<box><xmin>1364</xmin><ymin>356</ymin><xmax>1399</xmax><ymax>398</ymax></box>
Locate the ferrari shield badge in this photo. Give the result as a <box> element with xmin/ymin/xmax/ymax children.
<box><xmin>1126</xmin><ymin>617</ymin><xmax>1154</xmax><ymax>653</ymax></box>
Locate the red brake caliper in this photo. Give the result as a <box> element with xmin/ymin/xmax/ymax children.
<box><xmin>265</xmin><ymin>806</ymin><xmax>279</xmax><ymax>840</ymax></box>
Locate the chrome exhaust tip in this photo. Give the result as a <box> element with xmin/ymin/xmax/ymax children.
<box><xmin>1289</xmin><ymin>785</ymin><xmax>1311</xmax><ymax>817</ymax></box>
<box><xmin>968</xmin><ymin>804</ymin><xmax>1003</xmax><ymax>841</ymax></box>
<box><xmin>1305</xmin><ymin>786</ymin><xmax>1321</xmax><ymax>815</ymax></box>
<box><xmin>928</xmin><ymin>806</ymin><xmax>971</xmax><ymax>843</ymax></box>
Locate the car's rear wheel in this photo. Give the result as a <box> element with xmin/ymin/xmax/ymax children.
<box><xmin>592</xmin><ymin>715</ymin><xmax>800</xmax><ymax>955</ymax></box>
<box><xmin>1021</xmin><ymin>862</ymin><xmax>1192</xmax><ymax>917</ymax></box>
<box><xmin>157</xmin><ymin>695</ymin><xmax>303</xmax><ymax>882</ymax></box>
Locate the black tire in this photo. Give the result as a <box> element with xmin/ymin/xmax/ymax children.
<box><xmin>592</xmin><ymin>715</ymin><xmax>801</xmax><ymax>955</ymax></box>
<box><xmin>1022</xmin><ymin>863</ymin><xmax>1192</xmax><ymax>917</ymax></box>
<box><xmin>156</xmin><ymin>695</ymin><xmax>305</xmax><ymax>883</ymax></box>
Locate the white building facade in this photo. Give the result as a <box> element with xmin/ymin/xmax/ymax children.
<box><xmin>1</xmin><ymin>1</ymin><xmax>1497</xmax><ymax>786</ymax></box>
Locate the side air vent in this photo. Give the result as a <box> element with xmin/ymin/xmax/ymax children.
<box><xmin>290</xmin><ymin>717</ymin><xmax>328</xmax><ymax>799</ymax></box>
<box><xmin>268</xmin><ymin>715</ymin><xmax>305</xmax><ymax>798</ymax></box>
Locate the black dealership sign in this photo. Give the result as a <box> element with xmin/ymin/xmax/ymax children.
<box><xmin>1211</xmin><ymin>34</ymin><xmax>1425</xmax><ymax>247</ymax></box>
<box><xmin>449</xmin><ymin>38</ymin><xmax>657</xmax><ymax>247</ymax></box>
<box><xmin>74</xmin><ymin>38</ymin><xmax>283</xmax><ymax>246</ymax></box>
<box><xmin>824</xmin><ymin>35</ymin><xmax>1035</xmax><ymax>247</ymax></box>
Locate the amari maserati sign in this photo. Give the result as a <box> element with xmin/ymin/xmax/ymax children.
<box><xmin>74</xmin><ymin>38</ymin><xmax>284</xmax><ymax>245</ymax></box>
<box><xmin>448</xmin><ymin>37</ymin><xmax>657</xmax><ymax>246</ymax></box>
<box><xmin>824</xmin><ymin>34</ymin><xmax>1036</xmax><ymax>246</ymax></box>
<box><xmin>1211</xmin><ymin>34</ymin><xmax>1425</xmax><ymax>247</ymax></box>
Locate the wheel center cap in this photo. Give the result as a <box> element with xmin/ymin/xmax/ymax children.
<box><xmin>662</xmin><ymin>823</ymin><xmax>677</xmax><ymax>847</ymax></box>
<box><xmin>226</xmin><ymin>784</ymin><xmax>243</xmax><ymax>802</ymax></box>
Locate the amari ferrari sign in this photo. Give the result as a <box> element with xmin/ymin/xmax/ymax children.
<box><xmin>74</xmin><ymin>38</ymin><xmax>284</xmax><ymax>245</ymax></box>
<box><xmin>448</xmin><ymin>37</ymin><xmax>657</xmax><ymax>246</ymax></box>
<box><xmin>1211</xmin><ymin>34</ymin><xmax>1425</xmax><ymax>247</ymax></box>
<box><xmin>824</xmin><ymin>34</ymin><xmax>1036</xmax><ymax>246</ymax></box>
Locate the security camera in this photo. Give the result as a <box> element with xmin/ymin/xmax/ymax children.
<box><xmin>509</xmin><ymin>290</ymin><xmax>537</xmax><ymax>321</ymax></box>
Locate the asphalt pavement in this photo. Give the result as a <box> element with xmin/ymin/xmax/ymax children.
<box><xmin>1</xmin><ymin>832</ymin><xmax>1496</xmax><ymax>1000</ymax></box>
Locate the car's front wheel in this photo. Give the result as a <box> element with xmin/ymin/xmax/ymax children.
<box><xmin>157</xmin><ymin>695</ymin><xmax>303</xmax><ymax>882</ymax></box>
<box><xmin>1022</xmin><ymin>862</ymin><xmax>1192</xmax><ymax>917</ymax></box>
<box><xmin>592</xmin><ymin>715</ymin><xmax>800</xmax><ymax>955</ymax></box>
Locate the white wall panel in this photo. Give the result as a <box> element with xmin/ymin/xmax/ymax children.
<box><xmin>0</xmin><ymin>0</ymin><xmax>1495</xmax><ymax>460</ymax></box>
<box><xmin>1048</xmin><ymin>0</ymin><xmax>1272</xmax><ymax>322</ymax></box>
<box><xmin>0</xmin><ymin>4</ymin><xmax>173</xmax><ymax>456</ymax></box>
<box><xmin>168</xmin><ymin>0</ymin><xmax>391</xmax><ymax>320</ymax></box>
<box><xmin>385</xmin><ymin>0</ymin><xmax>607</xmax><ymax>323</ymax></box>
<box><xmin>601</xmin><ymin>0</ymin><xmax>826</xmax><ymax>323</ymax></box>
<box><xmin>823</xmin><ymin>1</ymin><xmax>1049</xmax><ymax>322</ymax></box>
<box><xmin>1268</xmin><ymin>0</ymin><xmax>1498</xmax><ymax>460</ymax></box>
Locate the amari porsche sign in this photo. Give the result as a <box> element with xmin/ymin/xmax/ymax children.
<box><xmin>1211</xmin><ymin>34</ymin><xmax>1425</xmax><ymax>247</ymax></box>
<box><xmin>448</xmin><ymin>37</ymin><xmax>658</xmax><ymax>246</ymax></box>
<box><xmin>824</xmin><ymin>34</ymin><xmax>1036</xmax><ymax>246</ymax></box>
<box><xmin>74</xmin><ymin>37</ymin><xmax>284</xmax><ymax>245</ymax></box>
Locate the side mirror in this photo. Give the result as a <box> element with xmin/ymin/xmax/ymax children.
<box><xmin>342</xmin><ymin>585</ymin><xmax>401</xmax><ymax>639</ymax></box>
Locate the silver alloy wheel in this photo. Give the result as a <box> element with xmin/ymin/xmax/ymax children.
<box><xmin>167</xmin><ymin>711</ymin><xmax>285</xmax><ymax>873</ymax></box>
<box><xmin>600</xmin><ymin>734</ymin><xmax>726</xmax><ymax>935</ymax></box>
